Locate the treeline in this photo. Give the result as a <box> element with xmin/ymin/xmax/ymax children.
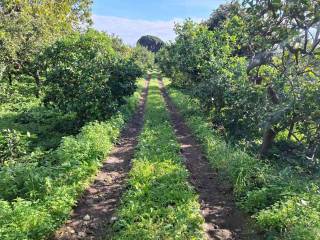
<box><xmin>157</xmin><ymin>0</ymin><xmax>320</xmax><ymax>168</ymax></box>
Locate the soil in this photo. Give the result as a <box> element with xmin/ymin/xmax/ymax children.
<box><xmin>52</xmin><ymin>79</ymin><xmax>150</xmax><ymax>240</ymax></box>
<box><xmin>158</xmin><ymin>79</ymin><xmax>259</xmax><ymax>240</ymax></box>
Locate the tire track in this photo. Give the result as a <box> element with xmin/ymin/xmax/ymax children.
<box><xmin>158</xmin><ymin>77</ymin><xmax>258</xmax><ymax>240</ymax></box>
<box><xmin>52</xmin><ymin>77</ymin><xmax>150</xmax><ymax>240</ymax></box>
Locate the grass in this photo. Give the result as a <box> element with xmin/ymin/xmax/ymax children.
<box><xmin>163</xmin><ymin>78</ymin><xmax>320</xmax><ymax>240</ymax></box>
<box><xmin>0</xmin><ymin>78</ymin><xmax>145</xmax><ymax>240</ymax></box>
<box><xmin>0</xmin><ymin>77</ymin><xmax>77</xmax><ymax>151</ymax></box>
<box><xmin>110</xmin><ymin>77</ymin><xmax>204</xmax><ymax>240</ymax></box>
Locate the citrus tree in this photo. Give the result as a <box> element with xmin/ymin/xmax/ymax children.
<box><xmin>43</xmin><ymin>30</ymin><xmax>142</xmax><ymax>123</ymax></box>
<box><xmin>0</xmin><ymin>0</ymin><xmax>92</xmax><ymax>95</ymax></box>
<box><xmin>158</xmin><ymin>0</ymin><xmax>320</xmax><ymax>166</ymax></box>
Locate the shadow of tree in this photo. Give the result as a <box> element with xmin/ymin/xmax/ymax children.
<box><xmin>0</xmin><ymin>106</ymin><xmax>79</xmax><ymax>150</ymax></box>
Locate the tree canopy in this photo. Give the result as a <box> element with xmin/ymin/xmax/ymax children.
<box><xmin>43</xmin><ymin>30</ymin><xmax>142</xmax><ymax>122</ymax></box>
<box><xmin>157</xmin><ymin>0</ymin><xmax>320</xmax><ymax>165</ymax></box>
<box><xmin>0</xmin><ymin>0</ymin><xmax>92</xmax><ymax>94</ymax></box>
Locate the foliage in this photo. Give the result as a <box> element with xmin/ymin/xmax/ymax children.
<box><xmin>157</xmin><ymin>0</ymin><xmax>320</xmax><ymax>168</ymax></box>
<box><xmin>111</xmin><ymin>78</ymin><xmax>204</xmax><ymax>240</ymax></box>
<box><xmin>0</xmin><ymin>77</ymin><xmax>78</xmax><ymax>152</ymax></box>
<box><xmin>131</xmin><ymin>45</ymin><xmax>155</xmax><ymax>71</ymax></box>
<box><xmin>137</xmin><ymin>35</ymin><xmax>165</xmax><ymax>53</ymax></box>
<box><xmin>206</xmin><ymin>1</ymin><xmax>242</xmax><ymax>30</ymax></box>
<box><xmin>157</xmin><ymin>19</ymin><xmax>264</xmax><ymax>140</ymax></box>
<box><xmin>164</xmin><ymin>79</ymin><xmax>320</xmax><ymax>240</ymax></box>
<box><xmin>256</xmin><ymin>192</ymin><xmax>320</xmax><ymax>240</ymax></box>
<box><xmin>0</xmin><ymin>0</ymin><xmax>92</xmax><ymax>91</ymax></box>
<box><xmin>110</xmin><ymin>35</ymin><xmax>132</xmax><ymax>58</ymax></box>
<box><xmin>0</xmin><ymin>129</ymin><xmax>30</xmax><ymax>166</ymax></box>
<box><xmin>43</xmin><ymin>30</ymin><xmax>142</xmax><ymax>122</ymax></box>
<box><xmin>241</xmin><ymin>0</ymin><xmax>320</xmax><ymax>158</ymax></box>
<box><xmin>0</xmin><ymin>79</ymin><xmax>145</xmax><ymax>240</ymax></box>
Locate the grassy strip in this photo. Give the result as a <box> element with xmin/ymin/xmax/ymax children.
<box><xmin>111</xmin><ymin>78</ymin><xmax>204</xmax><ymax>240</ymax></box>
<box><xmin>163</xmin><ymin>79</ymin><xmax>320</xmax><ymax>240</ymax></box>
<box><xmin>0</xmin><ymin>79</ymin><xmax>145</xmax><ymax>240</ymax></box>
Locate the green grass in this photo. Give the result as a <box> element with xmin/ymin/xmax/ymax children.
<box><xmin>110</xmin><ymin>78</ymin><xmax>204</xmax><ymax>240</ymax></box>
<box><xmin>0</xmin><ymin>77</ymin><xmax>78</xmax><ymax>151</ymax></box>
<box><xmin>163</xmin><ymin>79</ymin><xmax>320</xmax><ymax>240</ymax></box>
<box><xmin>0</xmin><ymin>78</ymin><xmax>145</xmax><ymax>240</ymax></box>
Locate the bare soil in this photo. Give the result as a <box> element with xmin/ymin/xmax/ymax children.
<box><xmin>158</xmin><ymin>79</ymin><xmax>259</xmax><ymax>240</ymax></box>
<box><xmin>52</xmin><ymin>79</ymin><xmax>150</xmax><ymax>240</ymax></box>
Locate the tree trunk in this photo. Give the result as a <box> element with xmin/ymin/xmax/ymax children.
<box><xmin>267</xmin><ymin>85</ymin><xmax>280</xmax><ymax>104</ymax></box>
<box><xmin>287</xmin><ymin>121</ymin><xmax>295</xmax><ymax>140</ymax></box>
<box><xmin>307</xmin><ymin>125</ymin><xmax>320</xmax><ymax>163</ymax></box>
<box><xmin>260</xmin><ymin>85</ymin><xmax>280</xmax><ymax>156</ymax></box>
<box><xmin>8</xmin><ymin>73</ymin><xmax>13</xmax><ymax>86</ymax></box>
<box><xmin>33</xmin><ymin>70</ymin><xmax>41</xmax><ymax>98</ymax></box>
<box><xmin>260</xmin><ymin>128</ymin><xmax>277</xmax><ymax>156</ymax></box>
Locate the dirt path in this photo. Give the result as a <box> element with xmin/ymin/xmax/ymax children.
<box><xmin>158</xmin><ymin>78</ymin><xmax>257</xmax><ymax>240</ymax></box>
<box><xmin>52</xmin><ymin>78</ymin><xmax>150</xmax><ymax>240</ymax></box>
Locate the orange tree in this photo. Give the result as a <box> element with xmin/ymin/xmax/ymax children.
<box><xmin>43</xmin><ymin>30</ymin><xmax>142</xmax><ymax>123</ymax></box>
<box><xmin>157</xmin><ymin>0</ymin><xmax>320</xmax><ymax>167</ymax></box>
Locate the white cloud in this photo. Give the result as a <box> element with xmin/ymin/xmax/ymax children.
<box><xmin>175</xmin><ymin>0</ymin><xmax>226</xmax><ymax>8</ymax></box>
<box><xmin>93</xmin><ymin>15</ymin><xmax>201</xmax><ymax>46</ymax></box>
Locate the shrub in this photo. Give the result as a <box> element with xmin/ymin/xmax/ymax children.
<box><xmin>0</xmin><ymin>129</ymin><xmax>30</xmax><ymax>166</ymax></box>
<box><xmin>131</xmin><ymin>45</ymin><xmax>155</xmax><ymax>71</ymax></box>
<box><xmin>43</xmin><ymin>30</ymin><xmax>142</xmax><ymax>122</ymax></box>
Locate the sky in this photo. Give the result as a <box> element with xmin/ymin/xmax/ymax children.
<box><xmin>92</xmin><ymin>0</ymin><xmax>227</xmax><ymax>46</ymax></box>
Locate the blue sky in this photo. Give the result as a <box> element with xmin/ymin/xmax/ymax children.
<box><xmin>92</xmin><ymin>0</ymin><xmax>227</xmax><ymax>45</ymax></box>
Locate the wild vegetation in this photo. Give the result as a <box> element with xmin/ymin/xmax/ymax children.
<box><xmin>0</xmin><ymin>79</ymin><xmax>145</xmax><ymax>239</ymax></box>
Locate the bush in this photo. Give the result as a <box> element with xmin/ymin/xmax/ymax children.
<box><xmin>0</xmin><ymin>129</ymin><xmax>30</xmax><ymax>166</ymax></box>
<box><xmin>43</xmin><ymin>30</ymin><xmax>142</xmax><ymax>122</ymax></box>
<box><xmin>131</xmin><ymin>45</ymin><xmax>155</xmax><ymax>71</ymax></box>
<box><xmin>157</xmin><ymin>9</ymin><xmax>320</xmax><ymax>166</ymax></box>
